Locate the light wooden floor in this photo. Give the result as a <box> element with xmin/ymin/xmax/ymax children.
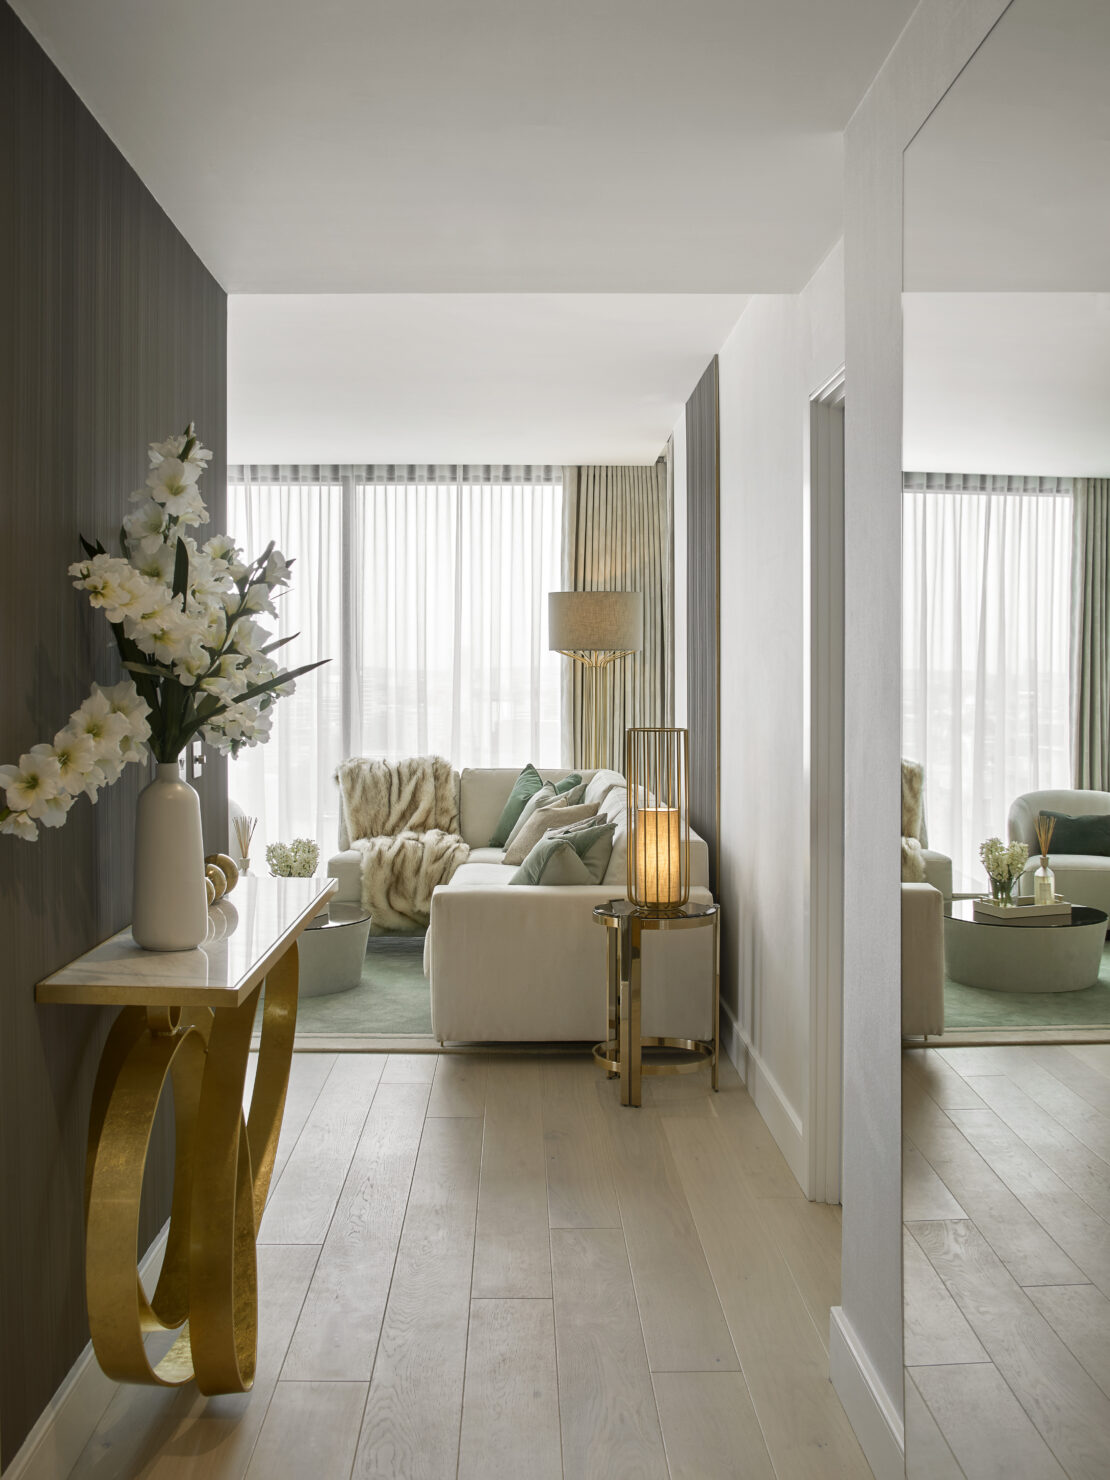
<box><xmin>68</xmin><ymin>1051</ymin><xmax>869</xmax><ymax>1480</ymax></box>
<box><xmin>903</xmin><ymin>1044</ymin><xmax>1110</xmax><ymax>1480</ymax></box>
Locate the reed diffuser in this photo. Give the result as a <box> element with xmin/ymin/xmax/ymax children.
<box><xmin>231</xmin><ymin>813</ymin><xmax>257</xmax><ymax>873</ymax></box>
<box><xmin>1033</xmin><ymin>812</ymin><xmax>1056</xmax><ymax>906</ymax></box>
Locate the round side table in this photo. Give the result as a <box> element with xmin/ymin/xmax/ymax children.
<box><xmin>298</xmin><ymin>902</ymin><xmax>373</xmax><ymax>997</ymax></box>
<box><xmin>592</xmin><ymin>898</ymin><xmax>720</xmax><ymax>1108</ymax></box>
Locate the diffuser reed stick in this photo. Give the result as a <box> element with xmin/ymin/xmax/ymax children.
<box><xmin>231</xmin><ymin>813</ymin><xmax>257</xmax><ymax>870</ymax></box>
<box><xmin>1034</xmin><ymin>812</ymin><xmax>1056</xmax><ymax>859</ymax></box>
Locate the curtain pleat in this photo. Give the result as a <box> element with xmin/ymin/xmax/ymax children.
<box><xmin>562</xmin><ymin>463</ymin><xmax>674</xmax><ymax>772</ymax></box>
<box><xmin>226</xmin><ymin>464</ymin><xmax>563</xmax><ymax>853</ymax></box>
<box><xmin>1072</xmin><ymin>477</ymin><xmax>1110</xmax><ymax>788</ymax></box>
<box><xmin>902</xmin><ymin>471</ymin><xmax>1073</xmax><ymax>883</ymax></box>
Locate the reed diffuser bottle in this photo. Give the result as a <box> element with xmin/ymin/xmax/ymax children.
<box><xmin>1033</xmin><ymin>812</ymin><xmax>1056</xmax><ymax>906</ymax></box>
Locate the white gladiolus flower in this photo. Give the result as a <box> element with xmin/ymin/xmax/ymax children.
<box><xmin>0</xmin><ymin>747</ymin><xmax>63</xmax><ymax>814</ymax></box>
<box><xmin>203</xmin><ymin>534</ymin><xmax>238</xmax><ymax>564</ymax></box>
<box><xmin>147</xmin><ymin>456</ymin><xmax>200</xmax><ymax>500</ymax></box>
<box><xmin>243</xmin><ymin>582</ymin><xmax>278</xmax><ymax>618</ymax></box>
<box><xmin>263</xmin><ymin>550</ymin><xmax>292</xmax><ymax>587</ymax></box>
<box><xmin>69</xmin><ymin>554</ymin><xmax>148</xmax><ymax>624</ymax></box>
<box><xmin>0</xmin><ymin>810</ymin><xmax>38</xmax><ymax>841</ymax></box>
<box><xmin>69</xmin><ymin>692</ymin><xmax>132</xmax><ymax>756</ymax></box>
<box><xmin>149</xmin><ymin>431</ymin><xmax>212</xmax><ymax>469</ymax></box>
<box><xmin>50</xmin><ymin>728</ymin><xmax>99</xmax><ymax>794</ymax></box>
<box><xmin>34</xmin><ymin>790</ymin><xmax>74</xmax><ymax>828</ymax></box>
<box><xmin>130</xmin><ymin>543</ymin><xmax>175</xmax><ymax>583</ymax></box>
<box><xmin>123</xmin><ymin>499</ymin><xmax>169</xmax><ymax>555</ymax></box>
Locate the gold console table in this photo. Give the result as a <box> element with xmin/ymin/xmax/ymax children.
<box><xmin>592</xmin><ymin>898</ymin><xmax>720</xmax><ymax>1108</ymax></box>
<box><xmin>36</xmin><ymin>874</ymin><xmax>336</xmax><ymax>1394</ymax></box>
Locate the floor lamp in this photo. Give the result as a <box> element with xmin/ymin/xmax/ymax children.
<box><xmin>549</xmin><ymin>591</ymin><xmax>643</xmax><ymax>770</ymax></box>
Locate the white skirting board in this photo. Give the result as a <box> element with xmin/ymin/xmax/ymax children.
<box><xmin>2</xmin><ymin>1224</ymin><xmax>169</xmax><ymax>1480</ymax></box>
<box><xmin>829</xmin><ymin>1305</ymin><xmax>905</xmax><ymax>1480</ymax></box>
<box><xmin>720</xmin><ymin>996</ymin><xmax>807</xmax><ymax>1191</ymax></box>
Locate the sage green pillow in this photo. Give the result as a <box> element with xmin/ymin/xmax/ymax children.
<box><xmin>549</xmin><ymin>819</ymin><xmax>616</xmax><ymax>883</ymax></box>
<box><xmin>502</xmin><ymin>781</ymin><xmax>561</xmax><ymax>850</ymax></box>
<box><xmin>553</xmin><ymin>772</ymin><xmax>584</xmax><ymax>795</ymax></box>
<box><xmin>558</xmin><ymin>780</ymin><xmax>588</xmax><ymax>805</ymax></box>
<box><xmin>504</xmin><ymin>802</ymin><xmax>600</xmax><ymax>866</ymax></box>
<box><xmin>509</xmin><ymin>836</ymin><xmax>594</xmax><ymax>886</ymax></box>
<box><xmin>489</xmin><ymin>763</ymin><xmax>543</xmax><ymax>847</ymax></box>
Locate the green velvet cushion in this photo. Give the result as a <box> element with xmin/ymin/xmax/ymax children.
<box><xmin>489</xmin><ymin>763</ymin><xmax>544</xmax><ymax>847</ymax></box>
<box><xmin>547</xmin><ymin>818</ymin><xmax>616</xmax><ymax>883</ymax></box>
<box><xmin>1041</xmin><ymin>810</ymin><xmax>1110</xmax><ymax>856</ymax></box>
<box><xmin>553</xmin><ymin>772</ymin><xmax>584</xmax><ymax>795</ymax></box>
<box><xmin>509</xmin><ymin>836</ymin><xmax>594</xmax><ymax>886</ymax></box>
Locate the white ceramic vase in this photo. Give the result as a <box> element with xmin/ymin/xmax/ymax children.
<box><xmin>132</xmin><ymin>761</ymin><xmax>209</xmax><ymax>952</ymax></box>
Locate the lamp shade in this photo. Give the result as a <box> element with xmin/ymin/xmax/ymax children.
<box><xmin>626</xmin><ymin>727</ymin><xmax>690</xmax><ymax>914</ymax></box>
<box><xmin>548</xmin><ymin>591</ymin><xmax>643</xmax><ymax>654</ymax></box>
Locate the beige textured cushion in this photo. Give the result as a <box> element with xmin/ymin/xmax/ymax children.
<box><xmin>503</xmin><ymin>802</ymin><xmax>600</xmax><ymax>866</ymax></box>
<box><xmin>502</xmin><ymin>781</ymin><xmax>561</xmax><ymax>849</ymax></box>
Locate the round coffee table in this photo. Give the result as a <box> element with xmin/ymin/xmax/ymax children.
<box><xmin>298</xmin><ymin>903</ymin><xmax>372</xmax><ymax>997</ymax></box>
<box><xmin>944</xmin><ymin>900</ymin><xmax>1108</xmax><ymax>993</ymax></box>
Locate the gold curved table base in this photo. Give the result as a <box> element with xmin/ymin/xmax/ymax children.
<box><xmin>83</xmin><ymin>942</ymin><xmax>299</xmax><ymax>1393</ymax></box>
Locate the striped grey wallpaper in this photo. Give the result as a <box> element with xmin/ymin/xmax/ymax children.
<box><xmin>0</xmin><ymin>5</ymin><xmax>227</xmax><ymax>1461</ymax></box>
<box><xmin>685</xmin><ymin>358</ymin><xmax>720</xmax><ymax>894</ymax></box>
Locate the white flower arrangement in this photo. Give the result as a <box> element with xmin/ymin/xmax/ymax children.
<box><xmin>0</xmin><ymin>425</ymin><xmax>325</xmax><ymax>842</ymax></box>
<box><xmin>265</xmin><ymin>838</ymin><xmax>320</xmax><ymax>877</ymax></box>
<box><xmin>979</xmin><ymin>836</ymin><xmax>1029</xmax><ymax>888</ymax></box>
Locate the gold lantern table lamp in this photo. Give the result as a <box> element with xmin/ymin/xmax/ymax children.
<box><xmin>592</xmin><ymin>727</ymin><xmax>720</xmax><ymax>1107</ymax></box>
<box><xmin>548</xmin><ymin>590</ymin><xmax>643</xmax><ymax>770</ymax></box>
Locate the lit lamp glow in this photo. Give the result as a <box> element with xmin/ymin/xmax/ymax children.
<box><xmin>626</xmin><ymin>727</ymin><xmax>689</xmax><ymax>916</ymax></box>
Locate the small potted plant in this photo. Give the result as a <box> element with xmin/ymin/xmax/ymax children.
<box><xmin>979</xmin><ymin>836</ymin><xmax>1029</xmax><ymax>904</ymax></box>
<box><xmin>266</xmin><ymin>838</ymin><xmax>320</xmax><ymax>878</ymax></box>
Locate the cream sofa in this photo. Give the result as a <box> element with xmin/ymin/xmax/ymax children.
<box><xmin>901</xmin><ymin>882</ymin><xmax>945</xmax><ymax>1038</ymax></box>
<box><xmin>1009</xmin><ymin>788</ymin><xmax>1110</xmax><ymax>915</ymax></box>
<box><xmin>328</xmin><ymin>765</ymin><xmax>715</xmax><ymax>1044</ymax></box>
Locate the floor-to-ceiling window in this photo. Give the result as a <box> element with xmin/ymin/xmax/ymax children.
<box><xmin>227</xmin><ymin>464</ymin><xmax>563</xmax><ymax>850</ymax></box>
<box><xmin>902</xmin><ymin>472</ymin><xmax>1074</xmax><ymax>883</ymax></box>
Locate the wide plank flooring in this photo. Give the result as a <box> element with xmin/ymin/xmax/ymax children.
<box><xmin>69</xmin><ymin>1049</ymin><xmax>868</xmax><ymax>1479</ymax></box>
<box><xmin>904</xmin><ymin>1045</ymin><xmax>1110</xmax><ymax>1479</ymax></box>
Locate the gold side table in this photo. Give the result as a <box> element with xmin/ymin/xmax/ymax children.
<box><xmin>592</xmin><ymin>898</ymin><xmax>720</xmax><ymax>1107</ymax></box>
<box><xmin>36</xmin><ymin>874</ymin><xmax>336</xmax><ymax>1394</ymax></box>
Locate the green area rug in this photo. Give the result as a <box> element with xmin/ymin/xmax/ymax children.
<box><xmin>295</xmin><ymin>936</ymin><xmax>432</xmax><ymax>1036</ymax></box>
<box><xmin>944</xmin><ymin>942</ymin><xmax>1110</xmax><ymax>1029</ymax></box>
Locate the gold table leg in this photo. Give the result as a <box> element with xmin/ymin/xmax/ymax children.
<box><xmin>83</xmin><ymin>941</ymin><xmax>299</xmax><ymax>1393</ymax></box>
<box><xmin>619</xmin><ymin>915</ymin><xmax>643</xmax><ymax>1108</ymax></box>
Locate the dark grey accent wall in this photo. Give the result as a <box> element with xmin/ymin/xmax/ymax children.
<box><xmin>686</xmin><ymin>358</ymin><xmax>720</xmax><ymax>895</ymax></box>
<box><xmin>0</xmin><ymin>6</ymin><xmax>226</xmax><ymax>1464</ymax></box>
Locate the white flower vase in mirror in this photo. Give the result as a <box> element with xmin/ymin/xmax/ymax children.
<box><xmin>266</xmin><ymin>839</ymin><xmax>320</xmax><ymax>878</ymax></box>
<box><xmin>0</xmin><ymin>423</ymin><xmax>328</xmax><ymax>951</ymax></box>
<box><xmin>978</xmin><ymin>836</ymin><xmax>1029</xmax><ymax>905</ymax></box>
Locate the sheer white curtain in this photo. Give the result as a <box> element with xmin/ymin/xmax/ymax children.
<box><xmin>902</xmin><ymin>473</ymin><xmax>1073</xmax><ymax>884</ymax></box>
<box><xmin>227</xmin><ymin>465</ymin><xmax>563</xmax><ymax>853</ymax></box>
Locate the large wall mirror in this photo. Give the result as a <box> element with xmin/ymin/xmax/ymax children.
<box><xmin>901</xmin><ymin>0</ymin><xmax>1110</xmax><ymax>1473</ymax></box>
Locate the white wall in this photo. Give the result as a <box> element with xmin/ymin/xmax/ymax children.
<box><xmin>671</xmin><ymin>410</ymin><xmax>688</xmax><ymax>729</ymax></box>
<box><xmin>716</xmin><ymin>243</ymin><xmax>844</xmax><ymax>1189</ymax></box>
<box><xmin>837</xmin><ymin>3</ymin><xmax>1012</xmax><ymax>1476</ymax></box>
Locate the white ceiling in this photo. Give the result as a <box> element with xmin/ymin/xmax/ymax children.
<box><xmin>228</xmin><ymin>294</ymin><xmax>747</xmax><ymax>463</ymax></box>
<box><xmin>904</xmin><ymin>0</ymin><xmax>1110</xmax><ymax>292</ymax></box>
<box><xmin>13</xmin><ymin>0</ymin><xmax>915</xmax><ymax>293</ymax></box>
<box><xmin>903</xmin><ymin>293</ymin><xmax>1110</xmax><ymax>476</ymax></box>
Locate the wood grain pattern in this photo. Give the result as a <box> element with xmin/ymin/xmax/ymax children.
<box><xmin>457</xmin><ymin>1300</ymin><xmax>561</xmax><ymax>1480</ymax></box>
<box><xmin>427</xmin><ymin>1052</ymin><xmax>488</xmax><ymax>1118</ymax></box>
<box><xmin>472</xmin><ymin>1058</ymin><xmax>551</xmax><ymax>1298</ymax></box>
<box><xmin>652</xmin><ymin>1371</ymin><xmax>775</xmax><ymax>1480</ymax></box>
<box><xmin>550</xmin><ymin>1227</ymin><xmax>669</xmax><ymax>1480</ymax></box>
<box><xmin>0</xmin><ymin>7</ymin><xmax>226</xmax><ymax>1461</ymax></box>
<box><xmin>259</xmin><ymin>1055</ymin><xmax>383</xmax><ymax>1245</ymax></box>
<box><xmin>903</xmin><ymin>1371</ymin><xmax>963</xmax><ymax>1480</ymax></box>
<box><xmin>909</xmin><ymin>1362</ymin><xmax>1067</xmax><ymax>1480</ymax></box>
<box><xmin>902</xmin><ymin>1226</ymin><xmax>987</xmax><ymax>1367</ymax></box>
<box><xmin>353</xmin><ymin>1116</ymin><xmax>482</xmax><ymax>1479</ymax></box>
<box><xmin>244</xmin><ymin>1380</ymin><xmax>367</xmax><ymax>1480</ymax></box>
<box><xmin>282</xmin><ymin>1080</ymin><xmax>429</xmax><ymax>1381</ymax></box>
<box><xmin>541</xmin><ymin>1056</ymin><xmax>620</xmax><ymax>1228</ymax></box>
<box><xmin>1027</xmin><ymin>1284</ymin><xmax>1110</xmax><ymax>1400</ymax></box>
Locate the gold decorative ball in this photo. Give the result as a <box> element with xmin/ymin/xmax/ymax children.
<box><xmin>205</xmin><ymin>863</ymin><xmax>228</xmax><ymax>901</ymax></box>
<box><xmin>205</xmin><ymin>876</ymin><xmax>216</xmax><ymax>906</ymax></box>
<box><xmin>206</xmin><ymin>852</ymin><xmax>240</xmax><ymax>893</ymax></box>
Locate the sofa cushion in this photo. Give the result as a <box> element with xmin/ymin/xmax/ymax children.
<box><xmin>509</xmin><ymin>836</ymin><xmax>594</xmax><ymax>886</ymax></box>
<box><xmin>1041</xmin><ymin>811</ymin><xmax>1110</xmax><ymax>856</ymax></box>
<box><xmin>547</xmin><ymin>818</ymin><xmax>616</xmax><ymax>883</ymax></box>
<box><xmin>488</xmin><ymin>763</ymin><xmax>544</xmax><ymax>847</ymax></box>
<box><xmin>465</xmin><ymin>846</ymin><xmax>506</xmax><ymax>865</ymax></box>
<box><xmin>584</xmin><ymin>768</ymin><xmax>626</xmax><ymax>807</ymax></box>
<box><xmin>504</xmin><ymin>802</ymin><xmax>600</xmax><ymax>866</ymax></box>
<box><xmin>503</xmin><ymin>781</ymin><xmax>561</xmax><ymax>849</ymax></box>
<box><xmin>442</xmin><ymin>860</ymin><xmax>519</xmax><ymax>887</ymax></box>
<box><xmin>553</xmin><ymin>772</ymin><xmax>584</xmax><ymax>795</ymax></box>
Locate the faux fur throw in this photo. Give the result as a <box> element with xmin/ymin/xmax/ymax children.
<box><xmin>353</xmin><ymin>828</ymin><xmax>469</xmax><ymax>931</ymax></box>
<box><xmin>901</xmin><ymin>836</ymin><xmax>927</xmax><ymax>883</ymax></box>
<box><xmin>337</xmin><ymin>755</ymin><xmax>460</xmax><ymax>843</ymax></box>
<box><xmin>901</xmin><ymin>758</ymin><xmax>925</xmax><ymax>842</ymax></box>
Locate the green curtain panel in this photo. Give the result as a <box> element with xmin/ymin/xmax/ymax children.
<box><xmin>561</xmin><ymin>464</ymin><xmax>674</xmax><ymax>772</ymax></box>
<box><xmin>1072</xmin><ymin>478</ymin><xmax>1110</xmax><ymax>789</ymax></box>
